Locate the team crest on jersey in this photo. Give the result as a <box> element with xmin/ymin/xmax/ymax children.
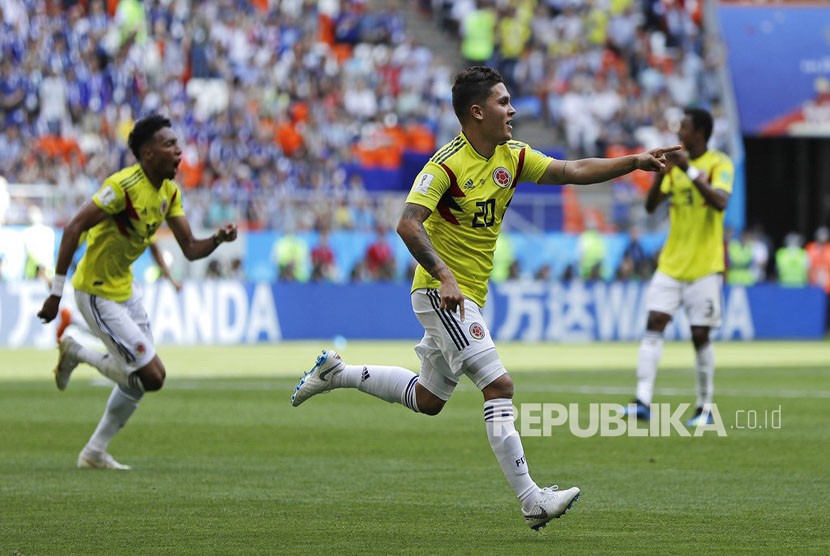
<box><xmin>159</xmin><ymin>199</ymin><xmax>169</xmax><ymax>215</ymax></box>
<box><xmin>493</xmin><ymin>167</ymin><xmax>512</xmax><ymax>188</ymax></box>
<box><xmin>135</xmin><ymin>343</ymin><xmax>146</xmax><ymax>355</ymax></box>
<box><xmin>469</xmin><ymin>322</ymin><xmax>485</xmax><ymax>340</ymax></box>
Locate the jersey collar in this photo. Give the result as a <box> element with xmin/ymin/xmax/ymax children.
<box><xmin>460</xmin><ymin>132</ymin><xmax>498</xmax><ymax>161</ymax></box>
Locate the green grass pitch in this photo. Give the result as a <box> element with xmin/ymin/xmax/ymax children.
<box><xmin>1</xmin><ymin>341</ymin><xmax>828</xmax><ymax>555</ymax></box>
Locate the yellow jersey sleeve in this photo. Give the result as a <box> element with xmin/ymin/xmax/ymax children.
<box><xmin>520</xmin><ymin>147</ymin><xmax>554</xmax><ymax>183</ymax></box>
<box><xmin>708</xmin><ymin>155</ymin><xmax>734</xmax><ymax>194</ymax></box>
<box><xmin>406</xmin><ymin>161</ymin><xmax>451</xmax><ymax>210</ymax></box>
<box><xmin>93</xmin><ymin>179</ymin><xmax>126</xmax><ymax>215</ymax></box>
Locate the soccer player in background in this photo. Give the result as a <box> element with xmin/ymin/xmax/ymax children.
<box><xmin>38</xmin><ymin>114</ymin><xmax>237</xmax><ymax>470</ymax></box>
<box><xmin>291</xmin><ymin>66</ymin><xmax>679</xmax><ymax>530</ymax></box>
<box><xmin>623</xmin><ymin>108</ymin><xmax>733</xmax><ymax>427</ymax></box>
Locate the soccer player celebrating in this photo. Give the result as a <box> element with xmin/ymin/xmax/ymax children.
<box><xmin>38</xmin><ymin>114</ymin><xmax>237</xmax><ymax>470</ymax></box>
<box><xmin>623</xmin><ymin>108</ymin><xmax>733</xmax><ymax>427</ymax></box>
<box><xmin>54</xmin><ymin>237</ymin><xmax>182</xmax><ymax>344</ymax></box>
<box><xmin>291</xmin><ymin>66</ymin><xmax>679</xmax><ymax>530</ymax></box>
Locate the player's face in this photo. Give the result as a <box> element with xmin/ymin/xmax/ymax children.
<box><xmin>677</xmin><ymin>115</ymin><xmax>696</xmax><ymax>149</ymax></box>
<box><xmin>149</xmin><ymin>127</ymin><xmax>182</xmax><ymax>180</ymax></box>
<box><xmin>483</xmin><ymin>83</ymin><xmax>516</xmax><ymax>144</ymax></box>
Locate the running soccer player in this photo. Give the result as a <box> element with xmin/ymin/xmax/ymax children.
<box><xmin>37</xmin><ymin>114</ymin><xmax>237</xmax><ymax>470</ymax></box>
<box><xmin>291</xmin><ymin>66</ymin><xmax>680</xmax><ymax>530</ymax></box>
<box><xmin>622</xmin><ymin>107</ymin><xmax>733</xmax><ymax>427</ymax></box>
<box><xmin>55</xmin><ymin>237</ymin><xmax>182</xmax><ymax>344</ymax></box>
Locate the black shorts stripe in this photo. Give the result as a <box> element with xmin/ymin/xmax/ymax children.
<box><xmin>426</xmin><ymin>289</ymin><xmax>464</xmax><ymax>350</ymax></box>
<box><xmin>90</xmin><ymin>295</ymin><xmax>136</xmax><ymax>364</ymax></box>
<box><xmin>435</xmin><ymin>290</ymin><xmax>468</xmax><ymax>349</ymax></box>
<box><xmin>426</xmin><ymin>289</ymin><xmax>468</xmax><ymax>351</ymax></box>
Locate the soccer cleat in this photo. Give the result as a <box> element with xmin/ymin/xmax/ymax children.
<box><xmin>686</xmin><ymin>406</ymin><xmax>714</xmax><ymax>427</ymax></box>
<box><xmin>56</xmin><ymin>307</ymin><xmax>72</xmax><ymax>343</ymax></box>
<box><xmin>77</xmin><ymin>450</ymin><xmax>131</xmax><ymax>470</ymax></box>
<box><xmin>524</xmin><ymin>485</ymin><xmax>581</xmax><ymax>531</ymax></box>
<box><xmin>290</xmin><ymin>350</ymin><xmax>345</xmax><ymax>407</ymax></box>
<box><xmin>54</xmin><ymin>335</ymin><xmax>82</xmax><ymax>391</ymax></box>
<box><xmin>619</xmin><ymin>399</ymin><xmax>651</xmax><ymax>421</ymax></box>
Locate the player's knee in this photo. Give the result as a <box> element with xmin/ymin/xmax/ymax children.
<box><xmin>140</xmin><ymin>371</ymin><xmax>165</xmax><ymax>392</ymax></box>
<box><xmin>415</xmin><ymin>386</ymin><xmax>445</xmax><ymax>416</ymax></box>
<box><xmin>646</xmin><ymin>311</ymin><xmax>670</xmax><ymax>332</ymax></box>
<box><xmin>137</xmin><ymin>362</ymin><xmax>166</xmax><ymax>392</ymax></box>
<box><xmin>483</xmin><ymin>374</ymin><xmax>514</xmax><ymax>400</ymax></box>
<box><xmin>419</xmin><ymin>399</ymin><xmax>445</xmax><ymax>416</ymax></box>
<box><xmin>691</xmin><ymin>327</ymin><xmax>710</xmax><ymax>349</ymax></box>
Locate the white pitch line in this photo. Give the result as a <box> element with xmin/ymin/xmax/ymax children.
<box><xmin>150</xmin><ymin>379</ymin><xmax>830</xmax><ymax>399</ymax></box>
<box><xmin>519</xmin><ymin>384</ymin><xmax>830</xmax><ymax>399</ymax></box>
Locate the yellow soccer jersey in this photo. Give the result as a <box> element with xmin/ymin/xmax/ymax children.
<box><xmin>406</xmin><ymin>134</ymin><xmax>553</xmax><ymax>306</ymax></box>
<box><xmin>657</xmin><ymin>149</ymin><xmax>734</xmax><ymax>281</ymax></box>
<box><xmin>72</xmin><ymin>164</ymin><xmax>185</xmax><ymax>301</ymax></box>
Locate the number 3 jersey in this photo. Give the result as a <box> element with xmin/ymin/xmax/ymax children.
<box><xmin>406</xmin><ymin>133</ymin><xmax>553</xmax><ymax>306</ymax></box>
<box><xmin>657</xmin><ymin>149</ymin><xmax>734</xmax><ymax>282</ymax></box>
<box><xmin>72</xmin><ymin>163</ymin><xmax>185</xmax><ymax>301</ymax></box>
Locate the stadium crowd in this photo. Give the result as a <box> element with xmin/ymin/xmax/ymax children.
<box><xmin>437</xmin><ymin>0</ymin><xmax>728</xmax><ymax>158</ymax></box>
<box><xmin>1</xmin><ymin>0</ymin><xmax>724</xmax><ymax>227</ymax></box>
<box><xmin>0</xmin><ymin>0</ymin><xmax>442</xmax><ymax>232</ymax></box>
<box><xmin>0</xmin><ymin>0</ymin><xmax>822</xmax><ymax>289</ymax></box>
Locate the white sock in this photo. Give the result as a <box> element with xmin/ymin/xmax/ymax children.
<box><xmin>635</xmin><ymin>331</ymin><xmax>664</xmax><ymax>406</ymax></box>
<box><xmin>84</xmin><ymin>385</ymin><xmax>142</xmax><ymax>454</ymax></box>
<box><xmin>484</xmin><ymin>399</ymin><xmax>539</xmax><ymax>511</ymax></box>
<box><xmin>333</xmin><ymin>364</ymin><xmax>420</xmax><ymax>412</ymax></box>
<box><xmin>695</xmin><ymin>342</ymin><xmax>715</xmax><ymax>408</ymax></box>
<box><xmin>76</xmin><ymin>346</ymin><xmax>134</xmax><ymax>390</ymax></box>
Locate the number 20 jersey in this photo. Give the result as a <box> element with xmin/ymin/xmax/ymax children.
<box><xmin>405</xmin><ymin>133</ymin><xmax>553</xmax><ymax>306</ymax></box>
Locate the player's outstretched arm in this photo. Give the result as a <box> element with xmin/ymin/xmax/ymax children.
<box><xmin>540</xmin><ymin>145</ymin><xmax>682</xmax><ymax>185</ymax></box>
<box><xmin>38</xmin><ymin>201</ymin><xmax>108</xmax><ymax>323</ymax></box>
<box><xmin>167</xmin><ymin>215</ymin><xmax>237</xmax><ymax>261</ymax></box>
<box><xmin>397</xmin><ymin>202</ymin><xmax>465</xmax><ymax>321</ymax></box>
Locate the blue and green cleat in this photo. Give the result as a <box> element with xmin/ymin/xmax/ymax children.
<box><xmin>620</xmin><ymin>399</ymin><xmax>651</xmax><ymax>421</ymax></box>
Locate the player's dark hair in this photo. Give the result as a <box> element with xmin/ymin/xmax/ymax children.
<box><xmin>128</xmin><ymin>114</ymin><xmax>172</xmax><ymax>160</ymax></box>
<box><xmin>451</xmin><ymin>66</ymin><xmax>504</xmax><ymax>122</ymax></box>
<box><xmin>684</xmin><ymin>108</ymin><xmax>713</xmax><ymax>142</ymax></box>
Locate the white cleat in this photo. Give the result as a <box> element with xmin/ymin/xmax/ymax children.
<box><xmin>524</xmin><ymin>485</ymin><xmax>581</xmax><ymax>531</ymax></box>
<box><xmin>77</xmin><ymin>450</ymin><xmax>131</xmax><ymax>470</ymax></box>
<box><xmin>290</xmin><ymin>350</ymin><xmax>345</xmax><ymax>407</ymax></box>
<box><xmin>54</xmin><ymin>335</ymin><xmax>82</xmax><ymax>391</ymax></box>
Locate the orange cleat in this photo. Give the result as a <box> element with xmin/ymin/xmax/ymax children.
<box><xmin>56</xmin><ymin>308</ymin><xmax>72</xmax><ymax>343</ymax></box>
